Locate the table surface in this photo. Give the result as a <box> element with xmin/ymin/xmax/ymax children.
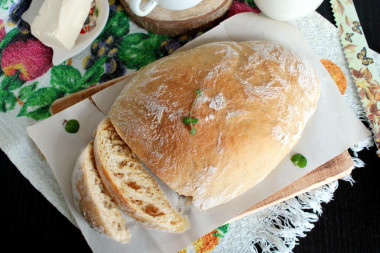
<box><xmin>1</xmin><ymin>0</ymin><xmax>379</xmax><ymax>252</ymax></box>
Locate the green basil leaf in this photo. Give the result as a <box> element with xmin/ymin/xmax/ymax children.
<box><xmin>64</xmin><ymin>119</ymin><xmax>80</xmax><ymax>133</ymax></box>
<box><xmin>183</xmin><ymin>117</ymin><xmax>191</xmax><ymax>125</ymax></box>
<box><xmin>291</xmin><ymin>153</ymin><xmax>307</xmax><ymax>168</ymax></box>
<box><xmin>183</xmin><ymin>117</ymin><xmax>198</xmax><ymax>125</ymax></box>
<box><xmin>190</xmin><ymin>117</ymin><xmax>198</xmax><ymax>124</ymax></box>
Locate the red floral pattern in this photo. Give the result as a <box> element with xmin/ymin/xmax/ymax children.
<box><xmin>1</xmin><ymin>39</ymin><xmax>52</xmax><ymax>81</ymax></box>
<box><xmin>0</xmin><ymin>19</ymin><xmax>5</xmax><ymax>42</ymax></box>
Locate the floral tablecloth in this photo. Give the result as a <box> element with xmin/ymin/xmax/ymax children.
<box><xmin>0</xmin><ymin>0</ymin><xmax>377</xmax><ymax>252</ymax></box>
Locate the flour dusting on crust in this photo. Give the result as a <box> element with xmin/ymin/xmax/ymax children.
<box><xmin>209</xmin><ymin>93</ymin><xmax>226</xmax><ymax>111</ymax></box>
<box><xmin>109</xmin><ymin>41</ymin><xmax>320</xmax><ymax>211</ymax></box>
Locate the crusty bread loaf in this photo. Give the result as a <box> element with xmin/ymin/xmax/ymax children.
<box><xmin>72</xmin><ymin>141</ymin><xmax>130</xmax><ymax>243</ymax></box>
<box><xmin>109</xmin><ymin>41</ymin><xmax>320</xmax><ymax>210</ymax></box>
<box><xmin>94</xmin><ymin>117</ymin><xmax>190</xmax><ymax>232</ymax></box>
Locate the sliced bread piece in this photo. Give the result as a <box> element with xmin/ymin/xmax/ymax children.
<box><xmin>72</xmin><ymin>141</ymin><xmax>131</xmax><ymax>243</ymax></box>
<box><xmin>94</xmin><ymin>117</ymin><xmax>190</xmax><ymax>233</ymax></box>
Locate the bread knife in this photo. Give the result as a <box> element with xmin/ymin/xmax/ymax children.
<box><xmin>330</xmin><ymin>0</ymin><xmax>380</xmax><ymax>157</ymax></box>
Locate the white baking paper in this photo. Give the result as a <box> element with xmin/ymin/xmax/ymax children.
<box><xmin>27</xmin><ymin>13</ymin><xmax>370</xmax><ymax>253</ymax></box>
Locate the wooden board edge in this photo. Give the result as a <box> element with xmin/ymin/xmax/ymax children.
<box><xmin>228</xmin><ymin>150</ymin><xmax>353</xmax><ymax>223</ymax></box>
<box><xmin>49</xmin><ymin>72</ymin><xmax>136</xmax><ymax>115</ymax></box>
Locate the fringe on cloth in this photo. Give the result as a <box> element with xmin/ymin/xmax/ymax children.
<box><xmin>209</xmin><ymin>135</ymin><xmax>372</xmax><ymax>253</ymax></box>
<box><xmin>208</xmin><ymin>147</ymin><xmax>371</xmax><ymax>253</ymax></box>
<box><xmin>213</xmin><ymin>182</ymin><xmax>337</xmax><ymax>253</ymax></box>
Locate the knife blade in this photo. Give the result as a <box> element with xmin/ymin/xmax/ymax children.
<box><xmin>330</xmin><ymin>0</ymin><xmax>380</xmax><ymax>157</ymax></box>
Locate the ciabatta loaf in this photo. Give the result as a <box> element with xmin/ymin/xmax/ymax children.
<box><xmin>94</xmin><ymin>117</ymin><xmax>190</xmax><ymax>232</ymax></box>
<box><xmin>72</xmin><ymin>141</ymin><xmax>130</xmax><ymax>243</ymax></box>
<box><xmin>109</xmin><ymin>41</ymin><xmax>320</xmax><ymax>210</ymax></box>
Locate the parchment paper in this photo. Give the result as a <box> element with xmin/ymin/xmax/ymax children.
<box><xmin>27</xmin><ymin>13</ymin><xmax>370</xmax><ymax>253</ymax></box>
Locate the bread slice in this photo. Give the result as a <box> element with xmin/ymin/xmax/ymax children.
<box><xmin>94</xmin><ymin>117</ymin><xmax>190</xmax><ymax>232</ymax></box>
<box><xmin>72</xmin><ymin>141</ymin><xmax>131</xmax><ymax>243</ymax></box>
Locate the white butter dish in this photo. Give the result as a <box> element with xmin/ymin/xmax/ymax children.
<box><xmin>22</xmin><ymin>0</ymin><xmax>109</xmax><ymax>65</ymax></box>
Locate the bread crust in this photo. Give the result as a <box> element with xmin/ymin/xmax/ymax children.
<box><xmin>72</xmin><ymin>141</ymin><xmax>131</xmax><ymax>243</ymax></box>
<box><xmin>94</xmin><ymin>118</ymin><xmax>190</xmax><ymax>232</ymax></box>
<box><xmin>109</xmin><ymin>41</ymin><xmax>320</xmax><ymax>210</ymax></box>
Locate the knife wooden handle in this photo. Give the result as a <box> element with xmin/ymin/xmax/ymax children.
<box><xmin>50</xmin><ymin>72</ymin><xmax>136</xmax><ymax>115</ymax></box>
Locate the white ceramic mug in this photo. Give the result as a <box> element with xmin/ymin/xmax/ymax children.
<box><xmin>254</xmin><ymin>0</ymin><xmax>324</xmax><ymax>21</ymax></box>
<box><xmin>130</xmin><ymin>0</ymin><xmax>203</xmax><ymax>17</ymax></box>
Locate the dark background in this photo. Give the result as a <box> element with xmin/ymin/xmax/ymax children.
<box><xmin>1</xmin><ymin>0</ymin><xmax>379</xmax><ymax>252</ymax></box>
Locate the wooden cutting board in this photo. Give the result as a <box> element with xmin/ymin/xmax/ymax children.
<box><xmin>119</xmin><ymin>0</ymin><xmax>233</xmax><ymax>36</ymax></box>
<box><xmin>235</xmin><ymin>150</ymin><xmax>353</xmax><ymax>220</ymax></box>
<box><xmin>50</xmin><ymin>74</ymin><xmax>354</xmax><ymax>217</ymax></box>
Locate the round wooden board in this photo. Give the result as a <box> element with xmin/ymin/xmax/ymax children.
<box><xmin>119</xmin><ymin>0</ymin><xmax>233</xmax><ymax>36</ymax></box>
